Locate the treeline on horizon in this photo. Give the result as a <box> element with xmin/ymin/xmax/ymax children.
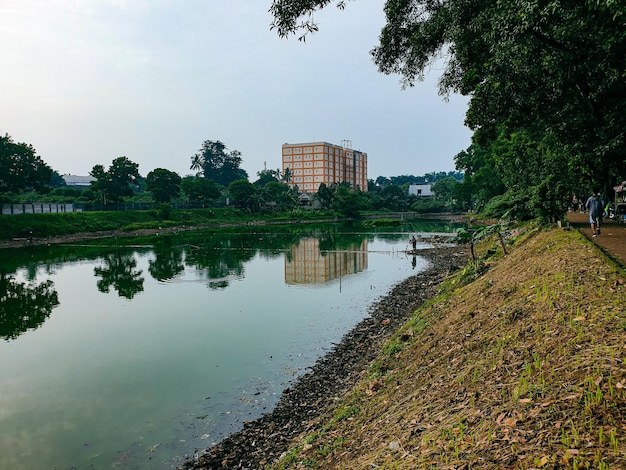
<box><xmin>0</xmin><ymin>133</ymin><xmax>466</xmax><ymax>217</ymax></box>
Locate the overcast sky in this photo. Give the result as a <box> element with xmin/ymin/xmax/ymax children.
<box><xmin>0</xmin><ymin>0</ymin><xmax>472</xmax><ymax>181</ymax></box>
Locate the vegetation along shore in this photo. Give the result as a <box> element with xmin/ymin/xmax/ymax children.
<box><xmin>185</xmin><ymin>222</ymin><xmax>626</xmax><ymax>469</ymax></box>
<box><xmin>0</xmin><ymin>208</ymin><xmax>464</xmax><ymax>250</ymax></box>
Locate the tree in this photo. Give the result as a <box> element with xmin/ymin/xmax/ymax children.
<box><xmin>0</xmin><ymin>134</ymin><xmax>53</xmax><ymax>194</ymax></box>
<box><xmin>454</xmin><ymin>144</ymin><xmax>506</xmax><ymax>210</ymax></box>
<box><xmin>431</xmin><ymin>177</ymin><xmax>461</xmax><ymax>210</ymax></box>
<box><xmin>379</xmin><ymin>184</ymin><xmax>408</xmax><ymax>211</ymax></box>
<box><xmin>228</xmin><ymin>179</ymin><xmax>257</xmax><ymax>210</ymax></box>
<box><xmin>332</xmin><ymin>185</ymin><xmax>370</xmax><ymax>218</ymax></box>
<box><xmin>263</xmin><ymin>181</ymin><xmax>299</xmax><ymax>210</ymax></box>
<box><xmin>375</xmin><ymin>176</ymin><xmax>391</xmax><ymax>188</ymax></box>
<box><xmin>374</xmin><ymin>0</ymin><xmax>624</xmax><ymax>206</ymax></box>
<box><xmin>491</xmin><ymin>130</ymin><xmax>573</xmax><ymax>221</ymax></box>
<box><xmin>254</xmin><ymin>168</ymin><xmax>281</xmax><ymax>186</ymax></box>
<box><xmin>146</xmin><ymin>168</ymin><xmax>181</xmax><ymax>203</ymax></box>
<box><xmin>315</xmin><ymin>182</ymin><xmax>335</xmax><ymax>210</ymax></box>
<box><xmin>181</xmin><ymin>176</ymin><xmax>221</xmax><ymax>203</ymax></box>
<box><xmin>190</xmin><ymin>140</ymin><xmax>249</xmax><ymax>186</ymax></box>
<box><xmin>270</xmin><ymin>1</ymin><xmax>351</xmax><ymax>40</ymax></box>
<box><xmin>49</xmin><ymin>170</ymin><xmax>66</xmax><ymax>188</ymax></box>
<box><xmin>282</xmin><ymin>167</ymin><xmax>293</xmax><ymax>184</ymax></box>
<box><xmin>89</xmin><ymin>157</ymin><xmax>140</xmax><ymax>204</ymax></box>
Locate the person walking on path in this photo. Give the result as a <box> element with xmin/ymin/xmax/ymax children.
<box><xmin>585</xmin><ymin>189</ymin><xmax>604</xmax><ymax>237</ymax></box>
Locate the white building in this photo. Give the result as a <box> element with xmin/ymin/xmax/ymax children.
<box><xmin>408</xmin><ymin>184</ymin><xmax>433</xmax><ymax>197</ymax></box>
<box><xmin>62</xmin><ymin>175</ymin><xmax>95</xmax><ymax>187</ymax></box>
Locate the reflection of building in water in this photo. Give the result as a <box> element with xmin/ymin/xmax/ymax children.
<box><xmin>285</xmin><ymin>238</ymin><xmax>368</xmax><ymax>285</ymax></box>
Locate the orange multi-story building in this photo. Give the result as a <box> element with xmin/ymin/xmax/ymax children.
<box><xmin>281</xmin><ymin>141</ymin><xmax>368</xmax><ymax>193</ymax></box>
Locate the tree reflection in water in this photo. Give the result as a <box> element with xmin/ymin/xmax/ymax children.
<box><xmin>94</xmin><ymin>251</ymin><xmax>144</xmax><ymax>299</ymax></box>
<box><xmin>184</xmin><ymin>233</ymin><xmax>255</xmax><ymax>290</ymax></box>
<box><xmin>0</xmin><ymin>274</ymin><xmax>59</xmax><ymax>341</ymax></box>
<box><xmin>149</xmin><ymin>238</ymin><xmax>185</xmax><ymax>282</ymax></box>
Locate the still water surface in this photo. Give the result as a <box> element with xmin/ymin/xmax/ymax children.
<box><xmin>0</xmin><ymin>221</ymin><xmax>461</xmax><ymax>468</ymax></box>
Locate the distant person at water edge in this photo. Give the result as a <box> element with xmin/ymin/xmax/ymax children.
<box><xmin>585</xmin><ymin>189</ymin><xmax>604</xmax><ymax>237</ymax></box>
<box><xmin>410</xmin><ymin>235</ymin><xmax>417</xmax><ymax>251</ymax></box>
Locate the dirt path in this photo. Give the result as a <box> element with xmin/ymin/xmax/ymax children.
<box><xmin>566</xmin><ymin>211</ymin><xmax>626</xmax><ymax>267</ymax></box>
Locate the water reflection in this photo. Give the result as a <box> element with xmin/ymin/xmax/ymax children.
<box><xmin>94</xmin><ymin>251</ymin><xmax>145</xmax><ymax>299</ymax></box>
<box><xmin>183</xmin><ymin>234</ymin><xmax>254</xmax><ymax>290</ymax></box>
<box><xmin>148</xmin><ymin>238</ymin><xmax>185</xmax><ymax>282</ymax></box>
<box><xmin>0</xmin><ymin>274</ymin><xmax>59</xmax><ymax>341</ymax></box>
<box><xmin>0</xmin><ymin>220</ymin><xmax>461</xmax><ymax>328</ymax></box>
<box><xmin>285</xmin><ymin>238</ymin><xmax>368</xmax><ymax>285</ymax></box>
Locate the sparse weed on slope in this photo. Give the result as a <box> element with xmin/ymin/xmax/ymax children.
<box><xmin>270</xmin><ymin>226</ymin><xmax>626</xmax><ymax>469</ymax></box>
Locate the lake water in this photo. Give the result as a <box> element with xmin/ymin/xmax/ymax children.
<box><xmin>0</xmin><ymin>220</ymin><xmax>462</xmax><ymax>469</ymax></box>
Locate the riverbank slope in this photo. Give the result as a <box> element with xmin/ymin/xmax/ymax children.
<box><xmin>189</xmin><ymin>224</ymin><xmax>626</xmax><ymax>469</ymax></box>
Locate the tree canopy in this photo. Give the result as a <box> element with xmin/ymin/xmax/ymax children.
<box><xmin>190</xmin><ymin>140</ymin><xmax>249</xmax><ymax>187</ymax></box>
<box><xmin>228</xmin><ymin>179</ymin><xmax>257</xmax><ymax>210</ymax></box>
<box><xmin>89</xmin><ymin>156</ymin><xmax>140</xmax><ymax>204</ymax></box>
<box><xmin>271</xmin><ymin>0</ymin><xmax>626</xmax><ymax>221</ymax></box>
<box><xmin>146</xmin><ymin>168</ymin><xmax>181</xmax><ymax>203</ymax></box>
<box><xmin>181</xmin><ymin>176</ymin><xmax>221</xmax><ymax>203</ymax></box>
<box><xmin>0</xmin><ymin>134</ymin><xmax>53</xmax><ymax>194</ymax></box>
<box><xmin>254</xmin><ymin>168</ymin><xmax>281</xmax><ymax>186</ymax></box>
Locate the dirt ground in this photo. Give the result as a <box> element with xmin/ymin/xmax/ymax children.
<box><xmin>566</xmin><ymin>211</ymin><xmax>626</xmax><ymax>267</ymax></box>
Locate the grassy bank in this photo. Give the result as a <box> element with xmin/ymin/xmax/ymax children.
<box><xmin>0</xmin><ymin>209</ymin><xmax>465</xmax><ymax>244</ymax></box>
<box><xmin>272</xmin><ymin>225</ymin><xmax>626</xmax><ymax>469</ymax></box>
<box><xmin>0</xmin><ymin>208</ymin><xmax>340</xmax><ymax>241</ymax></box>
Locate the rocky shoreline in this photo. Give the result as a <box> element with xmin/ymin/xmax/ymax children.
<box><xmin>183</xmin><ymin>244</ymin><xmax>468</xmax><ymax>469</ymax></box>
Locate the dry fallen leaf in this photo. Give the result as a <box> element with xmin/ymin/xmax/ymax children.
<box><xmin>503</xmin><ymin>417</ymin><xmax>518</xmax><ymax>427</ymax></box>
